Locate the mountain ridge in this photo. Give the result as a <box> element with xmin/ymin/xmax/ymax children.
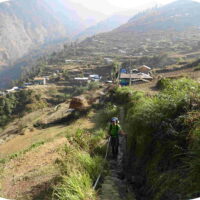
<box><xmin>75</xmin><ymin>12</ymin><xmax>136</xmax><ymax>41</ymax></box>
<box><xmin>115</xmin><ymin>0</ymin><xmax>200</xmax><ymax>32</ymax></box>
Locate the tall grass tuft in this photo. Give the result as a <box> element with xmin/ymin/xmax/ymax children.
<box><xmin>53</xmin><ymin>171</ymin><xmax>96</xmax><ymax>200</ymax></box>
<box><xmin>53</xmin><ymin>128</ymin><xmax>106</xmax><ymax>200</ymax></box>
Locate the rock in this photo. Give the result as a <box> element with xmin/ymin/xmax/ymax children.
<box><xmin>69</xmin><ymin>96</ymin><xmax>89</xmax><ymax>110</ymax></box>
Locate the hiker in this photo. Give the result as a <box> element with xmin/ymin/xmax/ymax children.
<box><xmin>108</xmin><ymin>117</ymin><xmax>125</xmax><ymax>159</ymax></box>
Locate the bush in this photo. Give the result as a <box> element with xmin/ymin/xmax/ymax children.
<box><xmin>0</xmin><ymin>90</ymin><xmax>47</xmax><ymax>127</ymax></box>
<box><xmin>87</xmin><ymin>82</ymin><xmax>100</xmax><ymax>90</ymax></box>
<box><xmin>94</xmin><ymin>103</ymin><xmax>119</xmax><ymax>128</ymax></box>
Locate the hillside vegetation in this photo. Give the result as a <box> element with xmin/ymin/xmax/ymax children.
<box><xmin>108</xmin><ymin>78</ymin><xmax>200</xmax><ymax>199</ymax></box>
<box><xmin>0</xmin><ymin>106</ymin><xmax>107</xmax><ymax>199</ymax></box>
<box><xmin>0</xmin><ymin>57</ymin><xmax>200</xmax><ymax>199</ymax></box>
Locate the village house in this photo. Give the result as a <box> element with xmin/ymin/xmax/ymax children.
<box><xmin>0</xmin><ymin>91</ymin><xmax>5</xmax><ymax>96</ymax></box>
<box><xmin>65</xmin><ymin>59</ymin><xmax>83</xmax><ymax>64</ymax></box>
<box><xmin>33</xmin><ymin>77</ymin><xmax>46</xmax><ymax>85</ymax></box>
<box><xmin>120</xmin><ymin>73</ymin><xmax>153</xmax><ymax>86</ymax></box>
<box><xmin>104</xmin><ymin>58</ymin><xmax>113</xmax><ymax>64</ymax></box>
<box><xmin>5</xmin><ymin>86</ymin><xmax>19</xmax><ymax>93</ymax></box>
<box><xmin>89</xmin><ymin>74</ymin><xmax>101</xmax><ymax>82</ymax></box>
<box><xmin>74</xmin><ymin>77</ymin><xmax>90</xmax><ymax>86</ymax></box>
<box><xmin>118</xmin><ymin>49</ymin><xmax>127</xmax><ymax>54</ymax></box>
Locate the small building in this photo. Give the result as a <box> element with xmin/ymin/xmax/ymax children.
<box><xmin>120</xmin><ymin>73</ymin><xmax>153</xmax><ymax>86</ymax></box>
<box><xmin>118</xmin><ymin>50</ymin><xmax>127</xmax><ymax>54</ymax></box>
<box><xmin>138</xmin><ymin>65</ymin><xmax>151</xmax><ymax>74</ymax></box>
<box><xmin>89</xmin><ymin>74</ymin><xmax>101</xmax><ymax>82</ymax></box>
<box><xmin>74</xmin><ymin>77</ymin><xmax>89</xmax><ymax>81</ymax></box>
<box><xmin>0</xmin><ymin>91</ymin><xmax>5</xmax><ymax>96</ymax></box>
<box><xmin>74</xmin><ymin>77</ymin><xmax>90</xmax><ymax>86</ymax></box>
<box><xmin>33</xmin><ymin>77</ymin><xmax>46</xmax><ymax>85</ymax></box>
<box><xmin>5</xmin><ymin>86</ymin><xmax>19</xmax><ymax>93</ymax></box>
<box><xmin>104</xmin><ymin>58</ymin><xmax>113</xmax><ymax>64</ymax></box>
<box><xmin>65</xmin><ymin>59</ymin><xmax>74</xmax><ymax>63</ymax></box>
<box><xmin>65</xmin><ymin>59</ymin><xmax>83</xmax><ymax>64</ymax></box>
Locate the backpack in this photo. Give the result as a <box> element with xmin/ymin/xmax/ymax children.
<box><xmin>109</xmin><ymin>124</ymin><xmax>120</xmax><ymax>137</ymax></box>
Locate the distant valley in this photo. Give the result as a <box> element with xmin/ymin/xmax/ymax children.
<box><xmin>0</xmin><ymin>0</ymin><xmax>137</xmax><ymax>88</ymax></box>
<box><xmin>1</xmin><ymin>0</ymin><xmax>200</xmax><ymax>89</ymax></box>
<box><xmin>76</xmin><ymin>10</ymin><xmax>138</xmax><ymax>41</ymax></box>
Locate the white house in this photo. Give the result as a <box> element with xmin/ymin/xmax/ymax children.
<box><xmin>6</xmin><ymin>86</ymin><xmax>19</xmax><ymax>93</ymax></box>
<box><xmin>104</xmin><ymin>58</ymin><xmax>113</xmax><ymax>64</ymax></box>
<box><xmin>33</xmin><ymin>77</ymin><xmax>46</xmax><ymax>85</ymax></box>
<box><xmin>89</xmin><ymin>74</ymin><xmax>101</xmax><ymax>81</ymax></box>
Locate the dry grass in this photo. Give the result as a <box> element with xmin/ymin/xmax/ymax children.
<box><xmin>1</xmin><ymin>138</ymin><xmax>66</xmax><ymax>199</ymax></box>
<box><xmin>0</xmin><ymin>114</ymin><xmax>95</xmax><ymax>199</ymax></box>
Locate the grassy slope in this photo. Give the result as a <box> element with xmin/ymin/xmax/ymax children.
<box><xmin>110</xmin><ymin>70</ymin><xmax>200</xmax><ymax>199</ymax></box>
<box><xmin>0</xmin><ymin>62</ymin><xmax>199</xmax><ymax>199</ymax></box>
<box><xmin>0</xmin><ymin>111</ymin><xmax>97</xmax><ymax>199</ymax></box>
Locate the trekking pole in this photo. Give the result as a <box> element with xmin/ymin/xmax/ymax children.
<box><xmin>105</xmin><ymin>136</ymin><xmax>111</xmax><ymax>159</ymax></box>
<box><xmin>93</xmin><ymin>136</ymin><xmax>111</xmax><ymax>190</ymax></box>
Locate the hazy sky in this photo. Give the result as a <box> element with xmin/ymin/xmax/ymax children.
<box><xmin>69</xmin><ymin>0</ymin><xmax>200</xmax><ymax>15</ymax></box>
<box><xmin>1</xmin><ymin>0</ymin><xmax>200</xmax><ymax>15</ymax></box>
<box><xmin>70</xmin><ymin>0</ymin><xmax>173</xmax><ymax>14</ymax></box>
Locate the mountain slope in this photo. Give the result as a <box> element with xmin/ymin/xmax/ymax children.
<box><xmin>78</xmin><ymin>0</ymin><xmax>200</xmax><ymax>59</ymax></box>
<box><xmin>0</xmin><ymin>0</ymin><xmax>105</xmax><ymax>66</ymax></box>
<box><xmin>116</xmin><ymin>0</ymin><xmax>200</xmax><ymax>32</ymax></box>
<box><xmin>76</xmin><ymin>11</ymin><xmax>137</xmax><ymax>41</ymax></box>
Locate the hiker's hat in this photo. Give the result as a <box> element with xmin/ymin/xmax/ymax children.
<box><xmin>111</xmin><ymin>117</ymin><xmax>118</xmax><ymax>122</ymax></box>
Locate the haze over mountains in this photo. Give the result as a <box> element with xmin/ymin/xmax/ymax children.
<box><xmin>116</xmin><ymin>0</ymin><xmax>200</xmax><ymax>32</ymax></box>
<box><xmin>75</xmin><ymin>10</ymin><xmax>138</xmax><ymax>41</ymax></box>
<box><xmin>79</xmin><ymin>0</ymin><xmax>200</xmax><ymax>58</ymax></box>
<box><xmin>0</xmin><ymin>0</ymin><xmax>105</xmax><ymax>66</ymax></box>
<box><xmin>1</xmin><ymin>0</ymin><xmax>200</xmax><ymax>89</ymax></box>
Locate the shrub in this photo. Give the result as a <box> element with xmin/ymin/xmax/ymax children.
<box><xmin>87</xmin><ymin>82</ymin><xmax>100</xmax><ymax>90</ymax></box>
<box><xmin>94</xmin><ymin>103</ymin><xmax>119</xmax><ymax>128</ymax></box>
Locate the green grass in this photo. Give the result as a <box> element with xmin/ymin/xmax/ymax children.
<box><xmin>194</xmin><ymin>64</ymin><xmax>200</xmax><ymax>71</ymax></box>
<box><xmin>53</xmin><ymin>172</ymin><xmax>96</xmax><ymax>200</ymax></box>
<box><xmin>111</xmin><ymin>78</ymin><xmax>200</xmax><ymax>199</ymax></box>
<box><xmin>53</xmin><ymin>128</ymin><xmax>106</xmax><ymax>200</ymax></box>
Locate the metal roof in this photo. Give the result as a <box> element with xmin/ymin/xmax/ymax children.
<box><xmin>120</xmin><ymin>73</ymin><xmax>153</xmax><ymax>79</ymax></box>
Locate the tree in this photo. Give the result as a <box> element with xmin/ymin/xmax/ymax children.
<box><xmin>62</xmin><ymin>70</ymin><xmax>69</xmax><ymax>80</ymax></box>
<box><xmin>111</xmin><ymin>61</ymin><xmax>120</xmax><ymax>83</ymax></box>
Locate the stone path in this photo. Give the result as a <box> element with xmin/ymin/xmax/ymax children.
<box><xmin>99</xmin><ymin>136</ymin><xmax>136</xmax><ymax>200</ymax></box>
<box><xmin>99</xmin><ymin>159</ymin><xmax>127</xmax><ymax>200</ymax></box>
